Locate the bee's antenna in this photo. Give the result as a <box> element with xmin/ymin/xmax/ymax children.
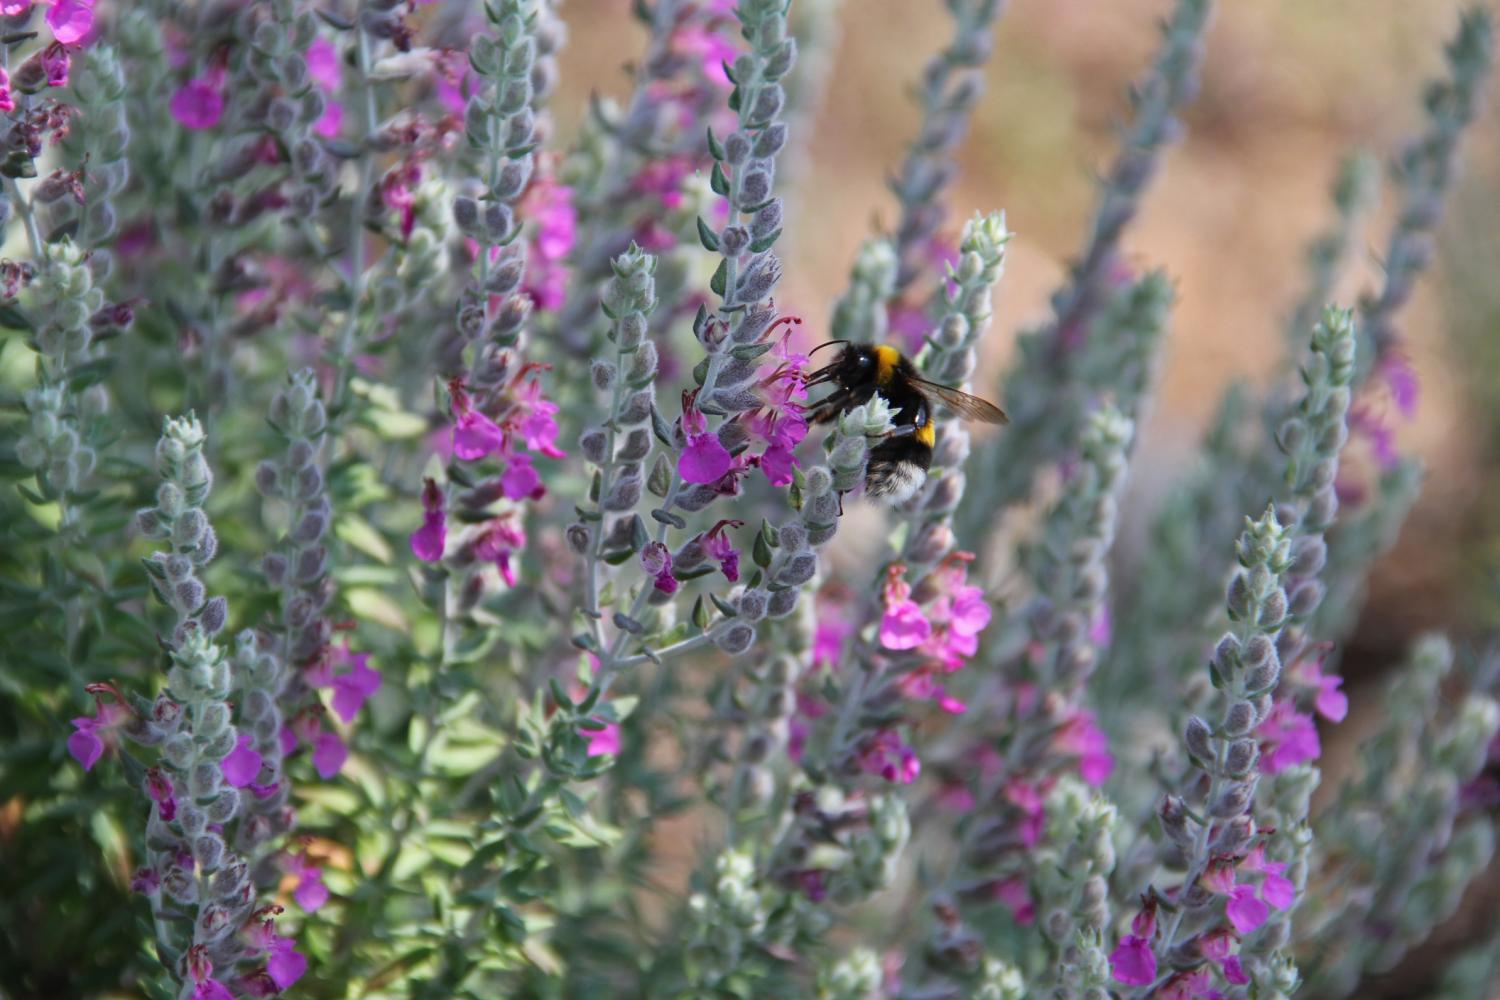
<box><xmin>808</xmin><ymin>339</ymin><xmax>848</xmax><ymax>357</ymax></box>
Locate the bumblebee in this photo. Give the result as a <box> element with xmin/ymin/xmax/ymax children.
<box><xmin>805</xmin><ymin>341</ymin><xmax>1008</xmax><ymax>505</ymax></box>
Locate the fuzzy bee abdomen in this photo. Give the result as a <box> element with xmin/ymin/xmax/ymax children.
<box><xmin>865</xmin><ymin>436</ymin><xmax>932</xmax><ymax>506</ymax></box>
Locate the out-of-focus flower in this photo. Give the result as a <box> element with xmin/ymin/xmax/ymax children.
<box><xmin>170</xmin><ymin>67</ymin><xmax>226</xmax><ymax>130</ymax></box>
<box><xmin>1256</xmin><ymin>699</ymin><xmax>1320</xmax><ymax>774</ymax></box>
<box><xmin>331</xmin><ymin>650</ymin><xmax>382</xmax><ymax>723</ymax></box>
<box><xmin>312</xmin><ymin>731</ymin><xmax>347</xmax><ymax>779</ymax></box>
<box><xmin>703</xmin><ymin>519</ymin><xmax>742</xmax><ymax>582</ymax></box>
<box><xmin>411</xmin><ymin>478</ymin><xmax>447</xmax><ymax>562</ymax></box>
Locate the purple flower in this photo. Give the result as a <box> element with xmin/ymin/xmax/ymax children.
<box><xmin>170</xmin><ymin>73</ymin><xmax>225</xmax><ymax>130</ymax></box>
<box><xmin>220</xmin><ymin>733</ymin><xmax>264</xmax><ymax>788</ymax></box>
<box><xmin>291</xmin><ymin>855</ymin><xmax>329</xmax><ymax>912</ymax></box>
<box><xmin>410</xmin><ymin>477</ymin><xmax>447</xmax><ymax>562</ymax></box>
<box><xmin>678</xmin><ymin>392</ymin><xmax>732</xmax><ymax>484</ymax></box>
<box><xmin>500</xmin><ymin>455</ymin><xmax>543</xmax><ymax>500</ymax></box>
<box><xmin>1225</xmin><ymin>885</ymin><xmax>1269</xmax><ymax>935</ymax></box>
<box><xmin>583</xmin><ymin>721</ymin><xmax>621</xmax><ymax>757</ymax></box>
<box><xmin>1109</xmin><ymin>935</ymin><xmax>1156</xmax><ymax>986</ymax></box>
<box><xmin>453</xmin><ymin>409</ymin><xmax>507</xmax><ymax>461</ymax></box>
<box><xmin>266</xmin><ymin>936</ymin><xmax>307</xmax><ymax>990</ymax></box>
<box><xmin>1223</xmin><ymin>955</ymin><xmax>1249</xmax><ymax>985</ymax></box>
<box><xmin>306</xmin><ymin>37</ymin><xmax>340</xmax><ymax>91</ymax></box>
<box><xmin>1256</xmin><ymin>700</ymin><xmax>1321</xmax><ymax>774</ymax></box>
<box><xmin>880</xmin><ymin>600</ymin><xmax>930</xmax><ymax>650</ymax></box>
<box><xmin>1381</xmin><ymin>353</ymin><xmax>1419</xmax><ymax>419</ymax></box>
<box><xmin>704</xmin><ymin>520</ymin><xmax>742</xmax><ymax>582</ymax></box>
<box><xmin>331</xmin><ymin>651</ymin><xmax>381</xmax><ymax>723</ymax></box>
<box><xmin>46</xmin><ymin>0</ymin><xmax>94</xmax><ymax>44</ymax></box>
<box><xmin>1316</xmin><ymin>673</ymin><xmax>1348</xmax><ymax>723</ymax></box>
<box><xmin>312</xmin><ymin>731</ymin><xmax>348</xmax><ymax>779</ymax></box>
<box><xmin>641</xmin><ymin>542</ymin><xmax>677</xmax><ymax>595</ymax></box>
<box><xmin>67</xmin><ymin>716</ymin><xmax>104</xmax><ymax>771</ymax></box>
<box><xmin>192</xmin><ymin>980</ymin><xmax>234</xmax><ymax>1000</ymax></box>
<box><xmin>39</xmin><ymin>42</ymin><xmax>70</xmax><ymax>87</ymax></box>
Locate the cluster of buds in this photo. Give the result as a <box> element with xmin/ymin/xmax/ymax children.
<box><xmin>1032</xmin><ymin>778</ymin><xmax>1119</xmax><ymax>995</ymax></box>
<box><xmin>829</xmin><ymin>237</ymin><xmax>897</xmax><ymax>345</ymax></box>
<box><xmin>53</xmin><ymin>46</ymin><xmax>130</xmax><ymax>249</ymax></box>
<box><xmin>1122</xmin><ymin>508</ymin><xmax>1294</xmax><ymax>992</ymax></box>
<box><xmin>887</xmin><ymin>0</ymin><xmax>1005</xmax><ymax>298</ymax></box>
<box><xmin>257</xmin><ymin>370</ymin><xmax>334</xmax><ymax>667</ymax></box>
<box><xmin>130</xmin><ymin>415</ymin><xmax>305</xmax><ymax>993</ymax></box>
<box><xmin>138</xmin><ymin>415</ymin><xmax>227</xmax><ymax>646</ymax></box>
<box><xmin>765</xmin><ymin>787</ymin><xmax>910</xmax><ymax>906</ymax></box>
<box><xmin>208</xmin><ymin>2</ymin><xmax>339</xmax><ymax>222</ymax></box>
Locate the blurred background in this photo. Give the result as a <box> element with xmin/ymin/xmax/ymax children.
<box><xmin>553</xmin><ymin>0</ymin><xmax>1500</xmax><ymax>647</ymax></box>
<box><xmin>553</xmin><ymin>0</ymin><xmax>1500</xmax><ymax>993</ymax></box>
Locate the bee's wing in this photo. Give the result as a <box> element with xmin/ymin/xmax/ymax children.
<box><xmin>912</xmin><ymin>377</ymin><xmax>1009</xmax><ymax>425</ymax></box>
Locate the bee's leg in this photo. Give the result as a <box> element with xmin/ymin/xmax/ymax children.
<box><xmin>806</xmin><ymin>387</ymin><xmax>857</xmax><ymax>424</ymax></box>
<box><xmin>877</xmin><ymin>424</ymin><xmax>920</xmax><ymax>440</ymax></box>
<box><xmin>836</xmin><ymin>489</ymin><xmax>846</xmax><ymax>517</ymax></box>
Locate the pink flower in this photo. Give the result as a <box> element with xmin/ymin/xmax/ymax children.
<box><xmin>0</xmin><ymin>66</ymin><xmax>13</xmax><ymax>113</ymax></box>
<box><xmin>856</xmin><ymin>728</ymin><xmax>920</xmax><ymax>784</ymax></box>
<box><xmin>410</xmin><ymin>477</ymin><xmax>447</xmax><ymax>562</ymax></box>
<box><xmin>1380</xmin><ymin>353</ymin><xmax>1419</xmax><ymax>419</ymax></box>
<box><xmin>1223</xmin><ymin>955</ymin><xmax>1248</xmax><ymax>984</ymax></box>
<box><xmin>1316</xmin><ymin>673</ymin><xmax>1348</xmax><ymax>723</ymax></box>
<box><xmin>474</xmin><ymin>518</ymin><xmax>526</xmax><ymax>586</ymax></box>
<box><xmin>46</xmin><ymin>0</ymin><xmax>94</xmax><ymax>45</ymax></box>
<box><xmin>991</xmin><ymin>875</ymin><xmax>1034</xmax><ymax>925</ymax></box>
<box><xmin>704</xmin><ymin>519</ymin><xmax>742</xmax><ymax>582</ymax></box>
<box><xmin>312</xmin><ymin>731</ymin><xmax>348</xmax><ymax>779</ymax></box>
<box><xmin>306</xmin><ymin>37</ymin><xmax>341</xmax><ymax>91</ymax></box>
<box><xmin>454</xmin><ymin>410</ymin><xmax>506</xmax><ymax>461</ymax></box>
<box><xmin>1109</xmin><ymin>935</ymin><xmax>1156</xmax><ymax>986</ymax></box>
<box><xmin>1226</xmin><ymin>885</ymin><xmax>1269</xmax><ymax>935</ymax></box>
<box><xmin>331</xmin><ymin>652</ymin><xmax>382</xmax><ymax>723</ymax></box>
<box><xmin>880</xmin><ymin>600</ymin><xmax>930</xmax><ymax>650</ymax></box>
<box><xmin>887</xmin><ymin>302</ymin><xmax>929</xmax><ymax>354</ymax></box>
<box><xmin>266</xmin><ymin>936</ymin><xmax>307</xmax><ymax>990</ymax></box>
<box><xmin>220</xmin><ymin>734</ymin><xmax>264</xmax><ymax>788</ymax></box>
<box><xmin>1055</xmin><ymin>708</ymin><xmax>1114</xmax><ymax>786</ymax></box>
<box><xmin>532</xmin><ymin>185</ymin><xmax>575</xmax><ymax>260</ymax></box>
<box><xmin>679</xmin><ymin>393</ymin><xmax>733</xmax><ymax>485</ymax></box>
<box><xmin>641</xmin><ymin>541</ymin><xmax>678</xmax><ymax>595</ymax></box>
<box><xmin>812</xmin><ymin>615</ymin><xmax>850</xmax><ymax>670</ymax></box>
<box><xmin>675</xmin><ymin>22</ymin><xmax>737</xmax><ymax>88</ymax></box>
<box><xmin>67</xmin><ymin>715</ymin><xmax>104</xmax><ymax>770</ymax></box>
<box><xmin>170</xmin><ymin>73</ymin><xmax>225</xmax><ymax>130</ymax></box>
<box><xmin>39</xmin><ymin>41</ymin><xmax>70</xmax><ymax>86</ymax></box>
<box><xmin>1242</xmin><ymin>846</ymin><xmax>1296</xmax><ymax>910</ymax></box>
<box><xmin>1004</xmin><ymin>778</ymin><xmax>1047</xmax><ymax>847</ymax></box>
<box><xmin>501</xmin><ymin>454</ymin><xmax>544</xmax><ymax>500</ymax></box>
<box><xmin>583</xmin><ymin>721</ymin><xmax>621</xmax><ymax>757</ymax></box>
<box><xmin>192</xmin><ymin>981</ymin><xmax>234</xmax><ymax>1000</ymax></box>
<box><xmin>291</xmin><ymin>855</ymin><xmax>329</xmax><ymax>912</ymax></box>
<box><xmin>315</xmin><ymin>101</ymin><xmax>344</xmax><ymax>138</ymax></box>
<box><xmin>1256</xmin><ymin>700</ymin><xmax>1321</xmax><ymax>774</ymax></box>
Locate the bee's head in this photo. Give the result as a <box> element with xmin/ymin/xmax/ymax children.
<box><xmin>805</xmin><ymin>341</ymin><xmax>878</xmax><ymax>390</ymax></box>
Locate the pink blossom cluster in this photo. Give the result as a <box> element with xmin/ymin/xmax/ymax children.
<box><xmin>678</xmin><ymin>320</ymin><xmax>811</xmax><ymax>489</ymax></box>
<box><xmin>1256</xmin><ymin>650</ymin><xmax>1348</xmax><ymax>775</ymax></box>
<box><xmin>410</xmin><ymin>370</ymin><xmax>568</xmax><ymax>580</ymax></box>
<box><xmin>879</xmin><ymin>554</ymin><xmax>992</xmax><ymax>715</ymax></box>
<box><xmin>1110</xmin><ymin>839</ymin><xmax>1296</xmax><ymax>992</ymax></box>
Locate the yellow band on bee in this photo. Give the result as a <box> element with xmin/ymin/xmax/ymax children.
<box><xmin>915</xmin><ymin>421</ymin><xmax>936</xmax><ymax>447</ymax></box>
<box><xmin>873</xmin><ymin>345</ymin><xmax>900</xmax><ymax>385</ymax></box>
